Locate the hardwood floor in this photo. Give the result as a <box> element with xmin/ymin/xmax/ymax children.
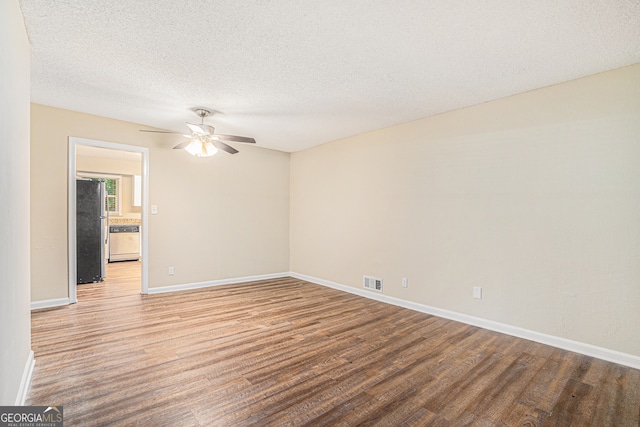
<box><xmin>29</xmin><ymin>266</ymin><xmax>640</xmax><ymax>426</ymax></box>
<box><xmin>77</xmin><ymin>260</ymin><xmax>141</xmax><ymax>301</ymax></box>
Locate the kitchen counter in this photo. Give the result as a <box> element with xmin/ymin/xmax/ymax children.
<box><xmin>108</xmin><ymin>217</ymin><xmax>141</xmax><ymax>226</ymax></box>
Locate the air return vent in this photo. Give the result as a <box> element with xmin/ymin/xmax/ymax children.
<box><xmin>363</xmin><ymin>275</ymin><xmax>383</xmax><ymax>292</ymax></box>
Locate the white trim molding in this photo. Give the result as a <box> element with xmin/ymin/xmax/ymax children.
<box><xmin>68</xmin><ymin>137</ymin><xmax>150</xmax><ymax>301</ymax></box>
<box><xmin>290</xmin><ymin>272</ymin><xmax>640</xmax><ymax>370</ymax></box>
<box><xmin>147</xmin><ymin>272</ymin><xmax>290</xmax><ymax>295</ymax></box>
<box><xmin>31</xmin><ymin>298</ymin><xmax>71</xmax><ymax>310</ymax></box>
<box><xmin>15</xmin><ymin>350</ymin><xmax>35</xmax><ymax>405</ymax></box>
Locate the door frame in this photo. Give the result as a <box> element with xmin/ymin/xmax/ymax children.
<box><xmin>68</xmin><ymin>137</ymin><xmax>150</xmax><ymax>302</ymax></box>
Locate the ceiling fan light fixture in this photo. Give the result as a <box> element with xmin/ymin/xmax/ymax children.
<box><xmin>140</xmin><ymin>107</ymin><xmax>256</xmax><ymax>156</ymax></box>
<box><xmin>184</xmin><ymin>138</ymin><xmax>218</xmax><ymax>157</ymax></box>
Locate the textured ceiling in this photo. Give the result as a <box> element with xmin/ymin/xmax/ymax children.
<box><xmin>19</xmin><ymin>1</ymin><xmax>640</xmax><ymax>153</ymax></box>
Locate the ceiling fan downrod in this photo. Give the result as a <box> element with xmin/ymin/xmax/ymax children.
<box><xmin>194</xmin><ymin>108</ymin><xmax>210</xmax><ymax>122</ymax></box>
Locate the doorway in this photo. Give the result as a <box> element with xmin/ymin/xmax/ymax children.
<box><xmin>68</xmin><ymin>137</ymin><xmax>149</xmax><ymax>303</ymax></box>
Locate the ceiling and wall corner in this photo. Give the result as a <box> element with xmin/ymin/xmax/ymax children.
<box><xmin>290</xmin><ymin>63</ymin><xmax>640</xmax><ymax>359</ymax></box>
<box><xmin>17</xmin><ymin>1</ymin><xmax>640</xmax><ymax>153</ymax></box>
<box><xmin>0</xmin><ymin>0</ymin><xmax>33</xmax><ymax>405</ymax></box>
<box><xmin>17</xmin><ymin>2</ymin><xmax>640</xmax><ymax>370</ymax></box>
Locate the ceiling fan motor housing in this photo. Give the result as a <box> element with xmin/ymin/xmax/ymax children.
<box><xmin>194</xmin><ymin>108</ymin><xmax>210</xmax><ymax>119</ymax></box>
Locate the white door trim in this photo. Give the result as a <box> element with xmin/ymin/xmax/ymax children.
<box><xmin>68</xmin><ymin>137</ymin><xmax>150</xmax><ymax>302</ymax></box>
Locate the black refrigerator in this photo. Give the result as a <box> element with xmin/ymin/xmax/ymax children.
<box><xmin>76</xmin><ymin>179</ymin><xmax>106</xmax><ymax>284</ymax></box>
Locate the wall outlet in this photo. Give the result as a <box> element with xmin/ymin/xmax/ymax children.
<box><xmin>402</xmin><ymin>278</ymin><xmax>408</xmax><ymax>288</ymax></box>
<box><xmin>473</xmin><ymin>286</ymin><xmax>482</xmax><ymax>299</ymax></box>
<box><xmin>168</xmin><ymin>266</ymin><xmax>174</xmax><ymax>276</ymax></box>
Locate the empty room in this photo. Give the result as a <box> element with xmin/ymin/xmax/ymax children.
<box><xmin>1</xmin><ymin>1</ymin><xmax>639</xmax><ymax>425</ymax></box>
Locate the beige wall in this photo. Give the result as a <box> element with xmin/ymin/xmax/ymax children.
<box><xmin>0</xmin><ymin>0</ymin><xmax>32</xmax><ymax>404</ymax></box>
<box><xmin>76</xmin><ymin>154</ymin><xmax>142</xmax><ymax>176</ymax></box>
<box><xmin>290</xmin><ymin>64</ymin><xmax>640</xmax><ymax>357</ymax></box>
<box><xmin>31</xmin><ymin>104</ymin><xmax>290</xmax><ymax>301</ymax></box>
<box><xmin>27</xmin><ymin>57</ymin><xmax>640</xmax><ymax>360</ymax></box>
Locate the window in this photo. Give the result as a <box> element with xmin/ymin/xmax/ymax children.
<box><xmin>103</xmin><ymin>178</ymin><xmax>120</xmax><ymax>214</ymax></box>
<box><xmin>78</xmin><ymin>173</ymin><xmax>122</xmax><ymax>216</ymax></box>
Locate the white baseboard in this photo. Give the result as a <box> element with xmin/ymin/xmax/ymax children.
<box><xmin>15</xmin><ymin>350</ymin><xmax>35</xmax><ymax>406</ymax></box>
<box><xmin>290</xmin><ymin>272</ymin><xmax>640</xmax><ymax>370</ymax></box>
<box><xmin>30</xmin><ymin>272</ymin><xmax>291</xmax><ymax>303</ymax></box>
<box><xmin>147</xmin><ymin>272</ymin><xmax>291</xmax><ymax>295</ymax></box>
<box><xmin>31</xmin><ymin>298</ymin><xmax>71</xmax><ymax>310</ymax></box>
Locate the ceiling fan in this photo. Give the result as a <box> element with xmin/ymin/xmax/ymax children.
<box><xmin>140</xmin><ymin>108</ymin><xmax>256</xmax><ymax>157</ymax></box>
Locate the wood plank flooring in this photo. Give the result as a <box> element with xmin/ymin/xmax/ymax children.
<box><xmin>76</xmin><ymin>260</ymin><xmax>141</xmax><ymax>301</ymax></box>
<box><xmin>28</xmin><ymin>264</ymin><xmax>640</xmax><ymax>426</ymax></box>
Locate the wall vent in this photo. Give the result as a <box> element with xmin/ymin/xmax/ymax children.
<box><xmin>363</xmin><ymin>275</ymin><xmax>383</xmax><ymax>292</ymax></box>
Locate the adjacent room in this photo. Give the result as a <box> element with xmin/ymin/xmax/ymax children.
<box><xmin>2</xmin><ymin>0</ymin><xmax>639</xmax><ymax>425</ymax></box>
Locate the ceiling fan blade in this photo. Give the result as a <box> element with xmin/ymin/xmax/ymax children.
<box><xmin>173</xmin><ymin>140</ymin><xmax>191</xmax><ymax>150</ymax></box>
<box><xmin>139</xmin><ymin>129</ymin><xmax>183</xmax><ymax>134</ymax></box>
<box><xmin>212</xmin><ymin>140</ymin><xmax>239</xmax><ymax>155</ymax></box>
<box><xmin>186</xmin><ymin>122</ymin><xmax>206</xmax><ymax>135</ymax></box>
<box><xmin>216</xmin><ymin>134</ymin><xmax>256</xmax><ymax>144</ymax></box>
